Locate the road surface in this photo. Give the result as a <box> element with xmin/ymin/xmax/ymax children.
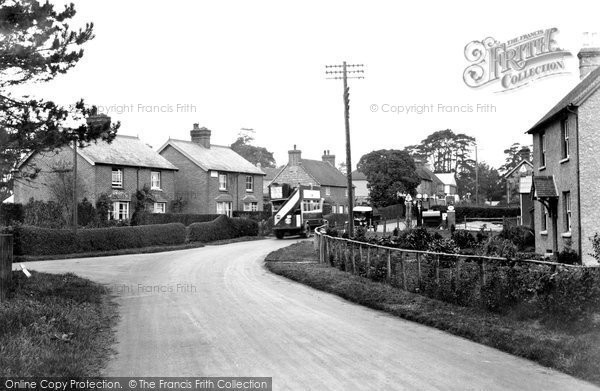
<box><xmin>16</xmin><ymin>239</ymin><xmax>599</xmax><ymax>390</ymax></box>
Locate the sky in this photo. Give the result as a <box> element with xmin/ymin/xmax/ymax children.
<box><xmin>15</xmin><ymin>0</ymin><xmax>600</xmax><ymax>170</ymax></box>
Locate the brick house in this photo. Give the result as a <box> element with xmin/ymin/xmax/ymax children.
<box><xmin>526</xmin><ymin>45</ymin><xmax>600</xmax><ymax>265</ymax></box>
<box><xmin>14</xmin><ymin>135</ymin><xmax>178</xmax><ymax>219</ymax></box>
<box><xmin>157</xmin><ymin>124</ymin><xmax>265</xmax><ymax>215</ymax></box>
<box><xmin>351</xmin><ymin>170</ymin><xmax>369</xmax><ymax>205</ymax></box>
<box><xmin>270</xmin><ymin>146</ymin><xmax>349</xmax><ymax>213</ymax></box>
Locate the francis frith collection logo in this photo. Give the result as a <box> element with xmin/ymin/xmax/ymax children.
<box><xmin>463</xmin><ymin>28</ymin><xmax>572</xmax><ymax>92</ymax></box>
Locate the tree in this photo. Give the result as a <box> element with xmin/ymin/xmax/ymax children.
<box><xmin>357</xmin><ymin>149</ymin><xmax>420</xmax><ymax>207</ymax></box>
<box><xmin>46</xmin><ymin>159</ymin><xmax>85</xmax><ymax>225</ymax></box>
<box><xmin>230</xmin><ymin>128</ymin><xmax>276</xmax><ymax>168</ymax></box>
<box><xmin>405</xmin><ymin>129</ymin><xmax>475</xmax><ymax>174</ymax></box>
<box><xmin>456</xmin><ymin>162</ymin><xmax>503</xmax><ymax>202</ymax></box>
<box><xmin>337</xmin><ymin>162</ymin><xmax>347</xmax><ymax>175</ymax></box>
<box><xmin>499</xmin><ymin>143</ymin><xmax>532</xmax><ymax>175</ymax></box>
<box><xmin>131</xmin><ymin>184</ymin><xmax>156</xmax><ymax>225</ymax></box>
<box><xmin>0</xmin><ymin>0</ymin><xmax>119</xmax><ymax>195</ymax></box>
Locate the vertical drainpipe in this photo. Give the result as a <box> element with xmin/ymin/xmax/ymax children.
<box><xmin>567</xmin><ymin>106</ymin><xmax>582</xmax><ymax>260</ymax></box>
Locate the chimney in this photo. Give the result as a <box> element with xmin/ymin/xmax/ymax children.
<box><xmin>578</xmin><ymin>32</ymin><xmax>600</xmax><ymax>80</ymax></box>
<box><xmin>321</xmin><ymin>149</ymin><xmax>335</xmax><ymax>167</ymax></box>
<box><xmin>190</xmin><ymin>123</ymin><xmax>211</xmax><ymax>148</ymax></box>
<box><xmin>288</xmin><ymin>144</ymin><xmax>301</xmax><ymax>166</ymax></box>
<box><xmin>518</xmin><ymin>146</ymin><xmax>531</xmax><ymax>162</ymax></box>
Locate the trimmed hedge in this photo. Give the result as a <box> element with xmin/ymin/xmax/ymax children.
<box><xmin>0</xmin><ymin>203</ymin><xmax>24</xmax><ymax>226</ymax></box>
<box><xmin>188</xmin><ymin>215</ymin><xmax>258</xmax><ymax>243</ymax></box>
<box><xmin>324</xmin><ymin>213</ymin><xmax>347</xmax><ymax>228</ymax></box>
<box><xmin>142</xmin><ymin>213</ymin><xmax>221</xmax><ymax>226</ymax></box>
<box><xmin>12</xmin><ymin>223</ymin><xmax>187</xmax><ymax>256</ymax></box>
<box><xmin>455</xmin><ymin>206</ymin><xmax>520</xmax><ymax>221</ymax></box>
<box><xmin>232</xmin><ymin>210</ymin><xmax>271</xmax><ymax>221</ymax></box>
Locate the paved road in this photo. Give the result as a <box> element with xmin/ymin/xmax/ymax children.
<box><xmin>17</xmin><ymin>239</ymin><xmax>599</xmax><ymax>390</ymax></box>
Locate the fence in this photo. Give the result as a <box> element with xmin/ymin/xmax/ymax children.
<box><xmin>313</xmin><ymin>225</ymin><xmax>584</xmax><ymax>301</ymax></box>
<box><xmin>0</xmin><ymin>234</ymin><xmax>13</xmax><ymax>302</ymax></box>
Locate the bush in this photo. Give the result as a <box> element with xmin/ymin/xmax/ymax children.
<box><xmin>23</xmin><ymin>199</ymin><xmax>65</xmax><ymax>228</ymax></box>
<box><xmin>13</xmin><ymin>223</ymin><xmax>187</xmax><ymax>256</ymax></box>
<box><xmin>556</xmin><ymin>248</ymin><xmax>580</xmax><ymax>265</ymax></box>
<box><xmin>232</xmin><ymin>210</ymin><xmax>271</xmax><ymax>221</ymax></box>
<box><xmin>454</xmin><ymin>206</ymin><xmax>520</xmax><ymax>221</ymax></box>
<box><xmin>187</xmin><ymin>215</ymin><xmax>258</xmax><ymax>243</ymax></box>
<box><xmin>0</xmin><ymin>203</ymin><xmax>24</xmax><ymax>226</ymax></box>
<box><xmin>498</xmin><ymin>225</ymin><xmax>535</xmax><ymax>250</ymax></box>
<box><xmin>324</xmin><ymin>213</ymin><xmax>347</xmax><ymax>228</ymax></box>
<box><xmin>396</xmin><ymin>227</ymin><xmax>432</xmax><ymax>251</ymax></box>
<box><xmin>478</xmin><ymin>236</ymin><xmax>518</xmax><ymax>258</ymax></box>
<box><xmin>142</xmin><ymin>213</ymin><xmax>221</xmax><ymax>226</ymax></box>
<box><xmin>77</xmin><ymin>198</ymin><xmax>97</xmax><ymax>227</ymax></box>
<box><xmin>452</xmin><ymin>230</ymin><xmax>476</xmax><ymax>249</ymax></box>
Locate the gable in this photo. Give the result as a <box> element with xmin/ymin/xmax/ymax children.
<box><xmin>271</xmin><ymin>164</ymin><xmax>316</xmax><ymax>187</ymax></box>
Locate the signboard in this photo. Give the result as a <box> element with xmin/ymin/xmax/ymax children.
<box><xmin>270</xmin><ymin>186</ymin><xmax>283</xmax><ymax>199</ymax></box>
<box><xmin>303</xmin><ymin>189</ymin><xmax>320</xmax><ymax>199</ymax></box>
<box><xmin>210</xmin><ymin>171</ymin><xmax>218</xmax><ymax>178</ymax></box>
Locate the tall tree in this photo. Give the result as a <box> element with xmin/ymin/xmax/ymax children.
<box><xmin>357</xmin><ymin>149</ymin><xmax>420</xmax><ymax>207</ymax></box>
<box><xmin>499</xmin><ymin>143</ymin><xmax>532</xmax><ymax>175</ymax></box>
<box><xmin>456</xmin><ymin>162</ymin><xmax>503</xmax><ymax>202</ymax></box>
<box><xmin>405</xmin><ymin>129</ymin><xmax>475</xmax><ymax>174</ymax></box>
<box><xmin>0</xmin><ymin>0</ymin><xmax>119</xmax><ymax>198</ymax></box>
<box><xmin>230</xmin><ymin>128</ymin><xmax>276</xmax><ymax>168</ymax></box>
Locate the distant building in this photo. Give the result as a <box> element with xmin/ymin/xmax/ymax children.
<box><xmin>519</xmin><ymin>175</ymin><xmax>534</xmax><ymax>228</ymax></box>
<box><xmin>502</xmin><ymin>147</ymin><xmax>533</xmax><ymax>207</ymax></box>
<box><xmin>158</xmin><ymin>124</ymin><xmax>265</xmax><ymax>216</ymax></box>
<box><xmin>14</xmin><ymin>135</ymin><xmax>178</xmax><ymax>219</ymax></box>
<box><xmin>351</xmin><ymin>170</ymin><xmax>369</xmax><ymax>205</ymax></box>
<box><xmin>526</xmin><ymin>43</ymin><xmax>600</xmax><ymax>265</ymax></box>
<box><xmin>434</xmin><ymin>173</ymin><xmax>458</xmax><ymax>196</ymax></box>
<box><xmin>270</xmin><ymin>146</ymin><xmax>350</xmax><ymax>214</ymax></box>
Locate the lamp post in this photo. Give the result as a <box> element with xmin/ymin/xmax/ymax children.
<box><xmin>414</xmin><ymin>193</ymin><xmax>429</xmax><ymax>226</ymax></box>
<box><xmin>404</xmin><ymin>194</ymin><xmax>413</xmax><ymax>228</ymax></box>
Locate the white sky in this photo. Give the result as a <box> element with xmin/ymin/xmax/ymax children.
<box><xmin>16</xmin><ymin>0</ymin><xmax>600</xmax><ymax>169</ymax></box>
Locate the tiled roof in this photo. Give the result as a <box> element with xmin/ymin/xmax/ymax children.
<box><xmin>158</xmin><ymin>139</ymin><xmax>265</xmax><ymax>175</ymax></box>
<box><xmin>78</xmin><ymin>135</ymin><xmax>177</xmax><ymax>170</ymax></box>
<box><xmin>503</xmin><ymin>160</ymin><xmax>533</xmax><ymax>179</ymax></box>
<box><xmin>531</xmin><ymin>176</ymin><xmax>557</xmax><ymax>198</ymax></box>
<box><xmin>434</xmin><ymin>172</ymin><xmax>457</xmax><ymax>187</ymax></box>
<box><xmin>300</xmin><ymin>159</ymin><xmax>347</xmax><ymax>187</ymax></box>
<box><xmin>416</xmin><ymin>165</ymin><xmax>440</xmax><ymax>182</ymax></box>
<box><xmin>351</xmin><ymin>170</ymin><xmax>367</xmax><ymax>180</ymax></box>
<box><xmin>527</xmin><ymin>66</ymin><xmax>600</xmax><ymax>134</ymax></box>
<box><xmin>263</xmin><ymin>166</ymin><xmax>283</xmax><ymax>181</ymax></box>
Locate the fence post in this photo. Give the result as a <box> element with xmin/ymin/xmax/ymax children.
<box><xmin>400</xmin><ymin>251</ymin><xmax>407</xmax><ymax>290</ymax></box>
<box><xmin>435</xmin><ymin>255</ymin><xmax>440</xmax><ymax>287</ymax></box>
<box><xmin>0</xmin><ymin>235</ymin><xmax>14</xmax><ymax>302</ymax></box>
<box><xmin>478</xmin><ymin>259</ymin><xmax>486</xmax><ymax>288</ymax></box>
<box><xmin>352</xmin><ymin>243</ymin><xmax>356</xmax><ymax>274</ymax></box>
<box><xmin>366</xmin><ymin>246</ymin><xmax>371</xmax><ymax>278</ymax></box>
<box><xmin>344</xmin><ymin>242</ymin><xmax>349</xmax><ymax>271</ymax></box>
<box><xmin>359</xmin><ymin>245</ymin><xmax>363</xmax><ymax>274</ymax></box>
<box><xmin>416</xmin><ymin>253</ymin><xmax>422</xmax><ymax>290</ymax></box>
<box><xmin>386</xmin><ymin>249</ymin><xmax>392</xmax><ymax>282</ymax></box>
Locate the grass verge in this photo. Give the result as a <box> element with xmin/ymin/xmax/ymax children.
<box><xmin>14</xmin><ymin>236</ymin><xmax>267</xmax><ymax>263</ymax></box>
<box><xmin>0</xmin><ymin>271</ymin><xmax>118</xmax><ymax>376</ymax></box>
<box><xmin>265</xmin><ymin>241</ymin><xmax>600</xmax><ymax>386</ymax></box>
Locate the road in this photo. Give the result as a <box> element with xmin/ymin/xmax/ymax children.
<box><xmin>16</xmin><ymin>239</ymin><xmax>599</xmax><ymax>390</ymax></box>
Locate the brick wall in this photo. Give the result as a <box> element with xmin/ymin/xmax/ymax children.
<box><xmin>577</xmin><ymin>90</ymin><xmax>600</xmax><ymax>265</ymax></box>
<box><xmin>531</xmin><ymin>111</ymin><xmax>580</xmax><ymax>259</ymax></box>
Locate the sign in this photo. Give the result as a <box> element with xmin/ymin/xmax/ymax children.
<box><xmin>20</xmin><ymin>264</ymin><xmax>31</xmax><ymax>278</ymax></box>
<box><xmin>303</xmin><ymin>190</ymin><xmax>320</xmax><ymax>199</ymax></box>
<box><xmin>270</xmin><ymin>186</ymin><xmax>283</xmax><ymax>199</ymax></box>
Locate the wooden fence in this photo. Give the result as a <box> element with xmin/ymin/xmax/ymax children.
<box><xmin>313</xmin><ymin>225</ymin><xmax>586</xmax><ymax>297</ymax></box>
<box><xmin>0</xmin><ymin>234</ymin><xmax>13</xmax><ymax>302</ymax></box>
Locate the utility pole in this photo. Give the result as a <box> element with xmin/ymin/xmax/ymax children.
<box><xmin>325</xmin><ymin>62</ymin><xmax>364</xmax><ymax>237</ymax></box>
<box><xmin>72</xmin><ymin>138</ymin><xmax>78</xmax><ymax>233</ymax></box>
<box><xmin>475</xmin><ymin>143</ymin><xmax>479</xmax><ymax>205</ymax></box>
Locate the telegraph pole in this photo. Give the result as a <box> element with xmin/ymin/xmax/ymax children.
<box><xmin>475</xmin><ymin>144</ymin><xmax>479</xmax><ymax>205</ymax></box>
<box><xmin>72</xmin><ymin>139</ymin><xmax>78</xmax><ymax>233</ymax></box>
<box><xmin>325</xmin><ymin>62</ymin><xmax>364</xmax><ymax>237</ymax></box>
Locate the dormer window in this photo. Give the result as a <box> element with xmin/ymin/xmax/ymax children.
<box><xmin>112</xmin><ymin>168</ymin><xmax>123</xmax><ymax>188</ymax></box>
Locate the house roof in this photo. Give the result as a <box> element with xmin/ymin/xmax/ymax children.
<box><xmin>300</xmin><ymin>159</ymin><xmax>348</xmax><ymax>187</ymax></box>
<box><xmin>434</xmin><ymin>172</ymin><xmax>457</xmax><ymax>187</ymax></box>
<box><xmin>527</xmin><ymin>66</ymin><xmax>600</xmax><ymax>134</ymax></box>
<box><xmin>351</xmin><ymin>170</ymin><xmax>367</xmax><ymax>180</ymax></box>
<box><xmin>263</xmin><ymin>166</ymin><xmax>284</xmax><ymax>182</ymax></box>
<box><xmin>157</xmin><ymin>139</ymin><xmax>265</xmax><ymax>175</ymax></box>
<box><xmin>18</xmin><ymin>134</ymin><xmax>178</xmax><ymax>171</ymax></box>
<box><xmin>531</xmin><ymin>176</ymin><xmax>557</xmax><ymax>198</ymax></box>
<box><xmin>519</xmin><ymin>176</ymin><xmax>532</xmax><ymax>194</ymax></box>
<box><xmin>77</xmin><ymin>135</ymin><xmax>178</xmax><ymax>170</ymax></box>
<box><xmin>503</xmin><ymin>159</ymin><xmax>533</xmax><ymax>179</ymax></box>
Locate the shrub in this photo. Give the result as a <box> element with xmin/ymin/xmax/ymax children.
<box><xmin>77</xmin><ymin>198</ymin><xmax>97</xmax><ymax>227</ymax></box>
<box><xmin>478</xmin><ymin>236</ymin><xmax>518</xmax><ymax>258</ymax></box>
<box><xmin>454</xmin><ymin>206</ymin><xmax>520</xmax><ymax>221</ymax></box>
<box><xmin>23</xmin><ymin>199</ymin><xmax>65</xmax><ymax>228</ymax></box>
<box><xmin>12</xmin><ymin>223</ymin><xmax>186</xmax><ymax>256</ymax></box>
<box><xmin>0</xmin><ymin>203</ymin><xmax>24</xmax><ymax>226</ymax></box>
<box><xmin>95</xmin><ymin>194</ymin><xmax>111</xmax><ymax>223</ymax></box>
<box><xmin>324</xmin><ymin>213</ymin><xmax>347</xmax><ymax>228</ymax></box>
<box><xmin>142</xmin><ymin>213</ymin><xmax>221</xmax><ymax>226</ymax></box>
<box><xmin>187</xmin><ymin>215</ymin><xmax>258</xmax><ymax>243</ymax></box>
<box><xmin>590</xmin><ymin>233</ymin><xmax>600</xmax><ymax>262</ymax></box>
<box><xmin>396</xmin><ymin>227</ymin><xmax>432</xmax><ymax>250</ymax></box>
<box><xmin>498</xmin><ymin>225</ymin><xmax>535</xmax><ymax>250</ymax></box>
<box><xmin>556</xmin><ymin>248</ymin><xmax>580</xmax><ymax>265</ymax></box>
<box><xmin>452</xmin><ymin>230</ymin><xmax>476</xmax><ymax>249</ymax></box>
<box><xmin>232</xmin><ymin>210</ymin><xmax>271</xmax><ymax>221</ymax></box>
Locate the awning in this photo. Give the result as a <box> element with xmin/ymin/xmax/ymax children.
<box><xmin>242</xmin><ymin>194</ymin><xmax>258</xmax><ymax>202</ymax></box>
<box><xmin>531</xmin><ymin>176</ymin><xmax>557</xmax><ymax>199</ymax></box>
<box><xmin>109</xmin><ymin>190</ymin><xmax>132</xmax><ymax>201</ymax></box>
<box><xmin>215</xmin><ymin>194</ymin><xmax>233</xmax><ymax>201</ymax></box>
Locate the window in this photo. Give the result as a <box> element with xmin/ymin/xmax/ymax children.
<box><xmin>243</xmin><ymin>202</ymin><xmax>258</xmax><ymax>211</ymax></box>
<box><xmin>332</xmin><ymin>205</ymin><xmax>337</xmax><ymax>213</ymax></box>
<box><xmin>154</xmin><ymin>202</ymin><xmax>166</xmax><ymax>214</ymax></box>
<box><xmin>325</xmin><ymin>186</ymin><xmax>331</xmax><ymax>196</ymax></box>
<box><xmin>339</xmin><ymin>205</ymin><xmax>345</xmax><ymax>214</ymax></box>
<box><xmin>111</xmin><ymin>201</ymin><xmax>129</xmax><ymax>220</ymax></box>
<box><xmin>564</xmin><ymin>192</ymin><xmax>571</xmax><ymax>232</ymax></box>
<box><xmin>561</xmin><ymin>119</ymin><xmax>570</xmax><ymax>159</ymax></box>
<box><xmin>112</xmin><ymin>168</ymin><xmax>123</xmax><ymax>188</ymax></box>
<box><xmin>541</xmin><ymin>207</ymin><xmax>548</xmax><ymax>232</ymax></box>
<box><xmin>302</xmin><ymin>200</ymin><xmax>321</xmax><ymax>212</ymax></box>
<box><xmin>151</xmin><ymin>171</ymin><xmax>161</xmax><ymax>189</ymax></box>
<box><xmin>218</xmin><ymin>173</ymin><xmax>228</xmax><ymax>191</ymax></box>
<box><xmin>216</xmin><ymin>201</ymin><xmax>232</xmax><ymax>217</ymax></box>
<box><xmin>540</xmin><ymin>132</ymin><xmax>546</xmax><ymax>167</ymax></box>
<box><xmin>245</xmin><ymin>175</ymin><xmax>254</xmax><ymax>192</ymax></box>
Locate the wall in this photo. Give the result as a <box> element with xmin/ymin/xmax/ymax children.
<box><xmin>577</xmin><ymin>90</ymin><xmax>600</xmax><ymax>265</ymax></box>
<box><xmin>531</xmin><ymin>111</ymin><xmax>580</xmax><ymax>259</ymax></box>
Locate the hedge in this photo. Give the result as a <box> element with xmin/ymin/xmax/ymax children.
<box><xmin>324</xmin><ymin>213</ymin><xmax>348</xmax><ymax>228</ymax></box>
<box><xmin>12</xmin><ymin>223</ymin><xmax>187</xmax><ymax>256</ymax></box>
<box><xmin>0</xmin><ymin>203</ymin><xmax>24</xmax><ymax>226</ymax></box>
<box><xmin>454</xmin><ymin>206</ymin><xmax>520</xmax><ymax>221</ymax></box>
<box><xmin>232</xmin><ymin>210</ymin><xmax>271</xmax><ymax>221</ymax></box>
<box><xmin>142</xmin><ymin>213</ymin><xmax>221</xmax><ymax>226</ymax></box>
<box><xmin>188</xmin><ymin>215</ymin><xmax>258</xmax><ymax>242</ymax></box>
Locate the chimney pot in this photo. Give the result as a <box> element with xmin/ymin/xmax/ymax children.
<box><xmin>578</xmin><ymin>32</ymin><xmax>600</xmax><ymax>79</ymax></box>
<box><xmin>288</xmin><ymin>145</ymin><xmax>301</xmax><ymax>166</ymax></box>
<box><xmin>322</xmin><ymin>150</ymin><xmax>336</xmax><ymax>167</ymax></box>
<box><xmin>191</xmin><ymin>124</ymin><xmax>211</xmax><ymax>148</ymax></box>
